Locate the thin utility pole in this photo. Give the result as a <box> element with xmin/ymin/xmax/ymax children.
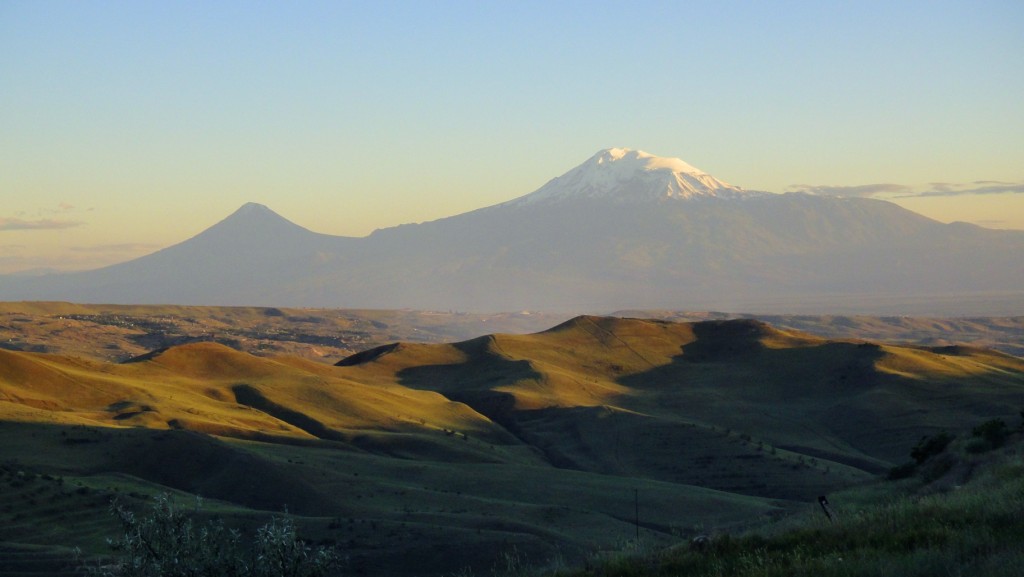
<box><xmin>634</xmin><ymin>488</ymin><xmax>639</xmax><ymax>541</ymax></box>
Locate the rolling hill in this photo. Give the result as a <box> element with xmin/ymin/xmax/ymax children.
<box><xmin>2</xmin><ymin>149</ymin><xmax>1022</xmax><ymax>314</ymax></box>
<box><xmin>1</xmin><ymin>315</ymin><xmax>1022</xmax><ymax>575</ymax></box>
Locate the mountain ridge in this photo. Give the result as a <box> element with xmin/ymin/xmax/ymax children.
<box><xmin>2</xmin><ymin>149</ymin><xmax>1023</xmax><ymax>314</ymax></box>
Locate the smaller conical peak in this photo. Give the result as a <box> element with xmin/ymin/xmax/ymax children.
<box><xmin>506</xmin><ymin>148</ymin><xmax>756</xmax><ymax>207</ymax></box>
<box><xmin>232</xmin><ymin>202</ymin><xmax>276</xmax><ymax>216</ymax></box>
<box><xmin>222</xmin><ymin>202</ymin><xmax>291</xmax><ymax>224</ymax></box>
<box><xmin>200</xmin><ymin>202</ymin><xmax>311</xmax><ymax>240</ymax></box>
<box><xmin>214</xmin><ymin>202</ymin><xmax>292</xmax><ymax>228</ymax></box>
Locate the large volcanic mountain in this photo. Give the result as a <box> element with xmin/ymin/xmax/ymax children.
<box><xmin>3</xmin><ymin>148</ymin><xmax>1023</xmax><ymax>313</ymax></box>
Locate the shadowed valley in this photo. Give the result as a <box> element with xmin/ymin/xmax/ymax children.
<box><xmin>1</xmin><ymin>315</ymin><xmax>1022</xmax><ymax>575</ymax></box>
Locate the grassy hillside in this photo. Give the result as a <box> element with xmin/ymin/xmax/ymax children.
<box><xmin>557</xmin><ymin>419</ymin><xmax>1024</xmax><ymax>577</ymax></box>
<box><xmin>0</xmin><ymin>315</ymin><xmax>1022</xmax><ymax>576</ymax></box>
<box><xmin>343</xmin><ymin>316</ymin><xmax>1024</xmax><ymax>495</ymax></box>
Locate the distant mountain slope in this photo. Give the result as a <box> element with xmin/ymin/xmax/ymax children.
<box><xmin>353</xmin><ymin>189</ymin><xmax>1024</xmax><ymax>311</ymax></box>
<box><xmin>0</xmin><ymin>203</ymin><xmax>357</xmax><ymax>305</ymax></box>
<box><xmin>2</xmin><ymin>149</ymin><xmax>1022</xmax><ymax>313</ymax></box>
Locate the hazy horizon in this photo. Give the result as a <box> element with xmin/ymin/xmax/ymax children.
<box><xmin>2</xmin><ymin>1</ymin><xmax>1023</xmax><ymax>274</ymax></box>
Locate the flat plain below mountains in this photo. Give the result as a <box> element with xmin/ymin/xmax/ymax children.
<box><xmin>0</xmin><ymin>303</ymin><xmax>1022</xmax><ymax>576</ymax></box>
<box><xmin>2</xmin><ymin>302</ymin><xmax>1022</xmax><ymax>361</ymax></box>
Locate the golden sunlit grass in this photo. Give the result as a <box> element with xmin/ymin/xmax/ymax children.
<box><xmin>1</xmin><ymin>315</ymin><xmax>1023</xmax><ymax>576</ymax></box>
<box><xmin>0</xmin><ymin>341</ymin><xmax>504</xmax><ymax>446</ymax></box>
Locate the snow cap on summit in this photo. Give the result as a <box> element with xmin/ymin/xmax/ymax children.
<box><xmin>508</xmin><ymin>148</ymin><xmax>752</xmax><ymax>206</ymax></box>
<box><xmin>592</xmin><ymin>148</ymin><xmax>705</xmax><ymax>175</ymax></box>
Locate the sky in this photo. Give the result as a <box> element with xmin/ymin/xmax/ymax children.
<box><xmin>1</xmin><ymin>0</ymin><xmax>1022</xmax><ymax>274</ymax></box>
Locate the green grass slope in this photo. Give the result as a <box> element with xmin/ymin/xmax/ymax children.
<box><xmin>0</xmin><ymin>420</ymin><xmax>783</xmax><ymax>577</ymax></box>
<box><xmin>0</xmin><ymin>315</ymin><xmax>1022</xmax><ymax>576</ymax></box>
<box><xmin>343</xmin><ymin>316</ymin><xmax>1024</xmax><ymax>500</ymax></box>
<box><xmin>560</xmin><ymin>418</ymin><xmax>1024</xmax><ymax>577</ymax></box>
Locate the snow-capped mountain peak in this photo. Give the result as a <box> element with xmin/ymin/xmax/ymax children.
<box><xmin>507</xmin><ymin>148</ymin><xmax>754</xmax><ymax>206</ymax></box>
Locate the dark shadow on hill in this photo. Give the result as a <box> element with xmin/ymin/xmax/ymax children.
<box><xmin>387</xmin><ymin>335</ymin><xmax>549</xmax><ymax>461</ymax></box>
<box><xmin>463</xmin><ymin>322</ymin><xmax>902</xmax><ymax>499</ymax></box>
<box><xmin>613</xmin><ymin>319</ymin><xmax>1013</xmax><ymax>475</ymax></box>
<box><xmin>393</xmin><ymin>336</ymin><xmax>543</xmax><ymax>419</ymax></box>
<box><xmin>0</xmin><ymin>421</ymin><xmax>346</xmax><ymax>517</ymax></box>
<box><xmin>680</xmin><ymin>319</ymin><xmax>773</xmax><ymax>361</ymax></box>
<box><xmin>231</xmin><ymin>383</ymin><xmax>348</xmax><ymax>442</ymax></box>
<box><xmin>0</xmin><ymin>342</ymin><xmax>51</xmax><ymax>354</ymax></box>
<box><xmin>116</xmin><ymin>427</ymin><xmax>344</xmax><ymax>515</ymax></box>
<box><xmin>507</xmin><ymin>405</ymin><xmax>874</xmax><ymax>500</ymax></box>
<box><xmin>384</xmin><ymin>321</ymin><xmax>893</xmax><ymax>495</ymax></box>
<box><xmin>645</xmin><ymin>319</ymin><xmax>879</xmax><ymax>384</ymax></box>
<box><xmin>618</xmin><ymin>319</ymin><xmax>888</xmax><ymax>395</ymax></box>
<box><xmin>618</xmin><ymin>320</ymin><xmax>900</xmax><ymax>464</ymax></box>
<box><xmin>335</xmin><ymin>342</ymin><xmax>402</xmax><ymax>366</ymax></box>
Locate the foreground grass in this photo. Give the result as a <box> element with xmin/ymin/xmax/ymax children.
<box><xmin>553</xmin><ymin>434</ymin><xmax>1024</xmax><ymax>577</ymax></box>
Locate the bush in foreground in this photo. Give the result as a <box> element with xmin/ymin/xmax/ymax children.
<box><xmin>80</xmin><ymin>493</ymin><xmax>339</xmax><ymax>577</ymax></box>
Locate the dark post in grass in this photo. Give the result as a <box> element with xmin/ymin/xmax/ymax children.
<box><xmin>818</xmin><ymin>495</ymin><xmax>837</xmax><ymax>522</ymax></box>
<box><xmin>634</xmin><ymin>488</ymin><xmax>640</xmax><ymax>542</ymax></box>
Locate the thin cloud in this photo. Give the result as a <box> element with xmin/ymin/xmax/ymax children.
<box><xmin>70</xmin><ymin>243</ymin><xmax>161</xmax><ymax>254</ymax></box>
<box><xmin>908</xmin><ymin>181</ymin><xmax>1024</xmax><ymax>198</ymax></box>
<box><xmin>790</xmin><ymin>180</ymin><xmax>1024</xmax><ymax>199</ymax></box>
<box><xmin>0</xmin><ymin>218</ymin><xmax>84</xmax><ymax>231</ymax></box>
<box><xmin>787</xmin><ymin>183</ymin><xmax>912</xmax><ymax>197</ymax></box>
<box><xmin>927</xmin><ymin>182</ymin><xmax>956</xmax><ymax>193</ymax></box>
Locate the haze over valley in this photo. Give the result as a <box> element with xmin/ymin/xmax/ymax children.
<box><xmin>3</xmin><ymin>149</ymin><xmax>1022</xmax><ymax>316</ymax></box>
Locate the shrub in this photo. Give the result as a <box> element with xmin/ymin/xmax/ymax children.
<box><xmin>80</xmin><ymin>493</ymin><xmax>339</xmax><ymax>577</ymax></box>
<box><xmin>919</xmin><ymin>453</ymin><xmax>956</xmax><ymax>483</ymax></box>
<box><xmin>970</xmin><ymin>419</ymin><xmax>1009</xmax><ymax>453</ymax></box>
<box><xmin>910</xmin><ymin>432</ymin><xmax>953</xmax><ymax>465</ymax></box>
<box><xmin>887</xmin><ymin>461</ymin><xmax>917</xmax><ymax>480</ymax></box>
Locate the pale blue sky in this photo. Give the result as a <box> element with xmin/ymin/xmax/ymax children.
<box><xmin>1</xmin><ymin>1</ymin><xmax>1022</xmax><ymax>273</ymax></box>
